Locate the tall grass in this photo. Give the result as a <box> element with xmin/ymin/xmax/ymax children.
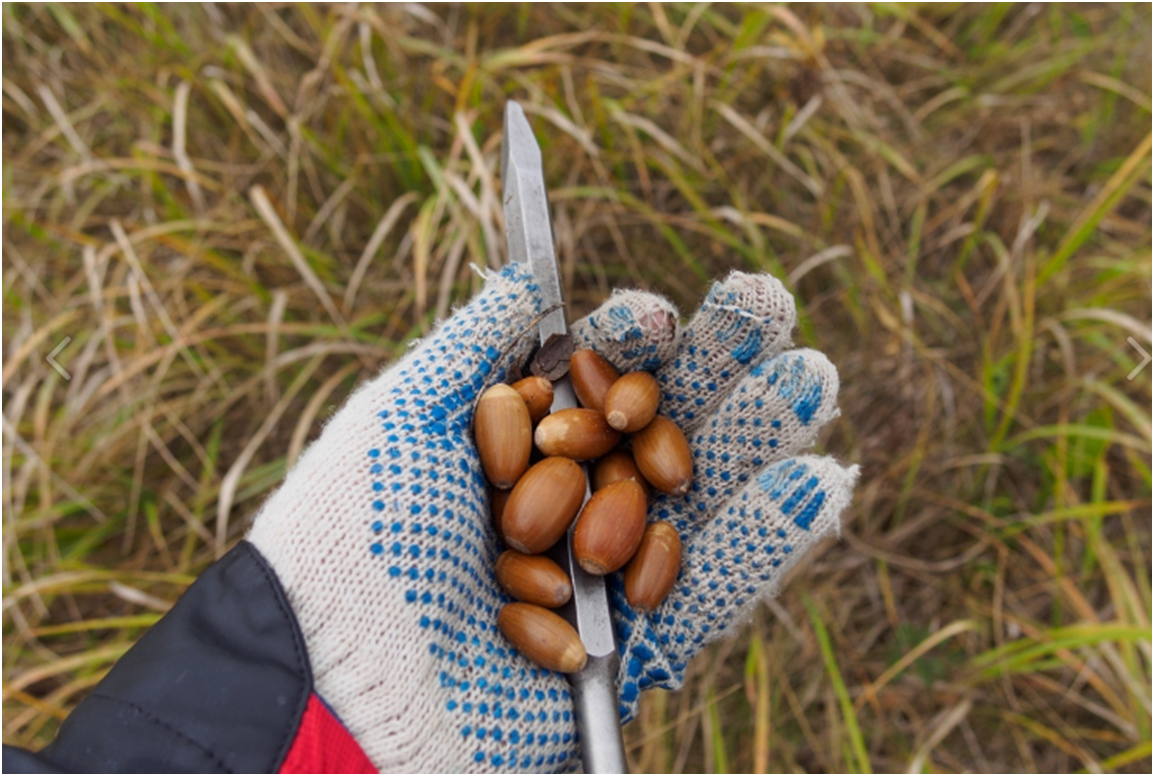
<box><xmin>3</xmin><ymin>4</ymin><xmax>1150</xmax><ymax>771</ymax></box>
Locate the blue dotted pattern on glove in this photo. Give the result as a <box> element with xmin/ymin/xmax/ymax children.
<box><xmin>660</xmin><ymin>351</ymin><xmax>829</xmax><ymax>533</ymax></box>
<box><xmin>611</xmin><ymin>325</ymin><xmax>837</xmax><ymax>721</ymax></box>
<box><xmin>576</xmin><ymin>302</ymin><xmax>666</xmax><ymax>372</ymax></box>
<box><xmin>344</xmin><ymin>265</ymin><xmax>843</xmax><ymax>759</ymax></box>
<box><xmin>658</xmin><ymin>281</ymin><xmax>782</xmax><ymax>426</ymax></box>
<box><xmin>612</xmin><ymin>456</ymin><xmax>834</xmax><ymax>719</ymax></box>
<box><xmin>361</xmin><ymin>264</ymin><xmax>581</xmax><ymax>771</ymax></box>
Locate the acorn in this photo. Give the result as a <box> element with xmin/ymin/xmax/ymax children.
<box><xmin>624</xmin><ymin>522</ymin><xmax>682</xmax><ymax>612</ymax></box>
<box><xmin>475</xmin><ymin>384</ymin><xmax>532</xmax><ymax>488</ymax></box>
<box><xmin>592</xmin><ymin>450</ymin><xmax>651</xmax><ymax>499</ymax></box>
<box><xmin>495</xmin><ymin>551</ymin><xmax>572</xmax><ymax>608</ymax></box>
<box><xmin>498</xmin><ymin>603</ymin><xmax>587</xmax><ymax>674</ymax></box>
<box><xmin>569</xmin><ymin>349</ymin><xmax>620</xmax><ymax>411</ymax></box>
<box><xmin>632</xmin><ymin>416</ymin><xmax>693</xmax><ymax>495</ymax></box>
<box><xmin>491</xmin><ymin>487</ymin><xmax>511</xmax><ymax>543</ymax></box>
<box><xmin>534</xmin><ymin>408</ymin><xmax>622</xmax><ymax>461</ymax></box>
<box><xmin>512</xmin><ymin>375</ymin><xmax>554</xmax><ymax>424</ymax></box>
<box><xmin>502</xmin><ymin>457</ymin><xmax>587</xmax><ymax>554</ymax></box>
<box><xmin>572</xmin><ymin>480</ymin><xmax>648</xmax><ymax>575</ymax></box>
<box><xmin>604</xmin><ymin>371</ymin><xmax>660</xmax><ymax>433</ymax></box>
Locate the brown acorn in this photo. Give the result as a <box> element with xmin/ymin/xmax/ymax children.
<box><xmin>498</xmin><ymin>603</ymin><xmax>587</xmax><ymax>674</ymax></box>
<box><xmin>624</xmin><ymin>522</ymin><xmax>682</xmax><ymax>611</ymax></box>
<box><xmin>495</xmin><ymin>551</ymin><xmax>572</xmax><ymax>608</ymax></box>
<box><xmin>632</xmin><ymin>416</ymin><xmax>693</xmax><ymax>495</ymax></box>
<box><xmin>491</xmin><ymin>487</ymin><xmax>511</xmax><ymax>543</ymax></box>
<box><xmin>604</xmin><ymin>371</ymin><xmax>660</xmax><ymax>433</ymax></box>
<box><xmin>512</xmin><ymin>376</ymin><xmax>554</xmax><ymax>424</ymax></box>
<box><xmin>474</xmin><ymin>384</ymin><xmax>532</xmax><ymax>488</ymax></box>
<box><xmin>534</xmin><ymin>408</ymin><xmax>622</xmax><ymax>461</ymax></box>
<box><xmin>592</xmin><ymin>451</ymin><xmax>651</xmax><ymax>500</ymax></box>
<box><xmin>502</xmin><ymin>457</ymin><xmax>588</xmax><ymax>554</ymax></box>
<box><xmin>572</xmin><ymin>480</ymin><xmax>648</xmax><ymax>575</ymax></box>
<box><xmin>569</xmin><ymin>349</ymin><xmax>620</xmax><ymax>412</ymax></box>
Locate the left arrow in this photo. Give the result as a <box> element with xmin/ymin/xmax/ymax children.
<box><xmin>46</xmin><ymin>336</ymin><xmax>72</xmax><ymax>380</ymax></box>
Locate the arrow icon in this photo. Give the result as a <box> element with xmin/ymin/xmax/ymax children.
<box><xmin>1128</xmin><ymin>337</ymin><xmax>1151</xmax><ymax>381</ymax></box>
<box><xmin>46</xmin><ymin>336</ymin><xmax>72</xmax><ymax>381</ymax></box>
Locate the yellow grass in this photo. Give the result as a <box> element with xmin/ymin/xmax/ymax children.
<box><xmin>3</xmin><ymin>4</ymin><xmax>1151</xmax><ymax>772</ymax></box>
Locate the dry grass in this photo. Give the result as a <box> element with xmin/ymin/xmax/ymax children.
<box><xmin>3</xmin><ymin>4</ymin><xmax>1151</xmax><ymax>772</ymax></box>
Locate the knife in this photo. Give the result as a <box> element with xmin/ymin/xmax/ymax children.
<box><xmin>500</xmin><ymin>100</ymin><xmax>629</xmax><ymax>775</ymax></box>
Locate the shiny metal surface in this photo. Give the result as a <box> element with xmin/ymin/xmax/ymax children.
<box><xmin>500</xmin><ymin>101</ymin><xmax>567</xmax><ymax>343</ymax></box>
<box><xmin>501</xmin><ymin>100</ymin><xmax>628</xmax><ymax>773</ymax></box>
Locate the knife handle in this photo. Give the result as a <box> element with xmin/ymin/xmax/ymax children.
<box><xmin>569</xmin><ymin>650</ymin><xmax>628</xmax><ymax>773</ymax></box>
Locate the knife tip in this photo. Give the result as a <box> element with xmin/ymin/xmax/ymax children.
<box><xmin>501</xmin><ymin>100</ymin><xmax>542</xmax><ymax>175</ymax></box>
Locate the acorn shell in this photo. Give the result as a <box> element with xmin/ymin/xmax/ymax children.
<box><xmin>534</xmin><ymin>408</ymin><xmax>622</xmax><ymax>461</ymax></box>
<box><xmin>604</xmin><ymin>371</ymin><xmax>660</xmax><ymax>433</ymax></box>
<box><xmin>569</xmin><ymin>349</ymin><xmax>620</xmax><ymax>412</ymax></box>
<box><xmin>498</xmin><ymin>603</ymin><xmax>587</xmax><ymax>674</ymax></box>
<box><xmin>474</xmin><ymin>384</ymin><xmax>532</xmax><ymax>488</ymax></box>
<box><xmin>512</xmin><ymin>376</ymin><xmax>554</xmax><ymax>424</ymax></box>
<box><xmin>495</xmin><ymin>551</ymin><xmax>572</xmax><ymax>608</ymax></box>
<box><xmin>491</xmin><ymin>487</ymin><xmax>512</xmax><ymax>544</ymax></box>
<box><xmin>623</xmin><ymin>522</ymin><xmax>682</xmax><ymax>612</ymax></box>
<box><xmin>592</xmin><ymin>450</ymin><xmax>652</xmax><ymax>499</ymax></box>
<box><xmin>502</xmin><ymin>457</ymin><xmax>588</xmax><ymax>554</ymax></box>
<box><xmin>631</xmin><ymin>416</ymin><xmax>693</xmax><ymax>495</ymax></box>
<box><xmin>572</xmin><ymin>480</ymin><xmax>648</xmax><ymax>575</ymax></box>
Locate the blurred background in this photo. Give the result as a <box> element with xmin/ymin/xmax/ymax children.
<box><xmin>3</xmin><ymin>3</ymin><xmax>1151</xmax><ymax>772</ymax></box>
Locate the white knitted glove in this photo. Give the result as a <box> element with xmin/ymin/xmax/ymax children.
<box><xmin>247</xmin><ymin>264</ymin><xmax>856</xmax><ymax>772</ymax></box>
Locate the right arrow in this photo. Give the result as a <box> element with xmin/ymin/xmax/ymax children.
<box><xmin>1128</xmin><ymin>336</ymin><xmax>1151</xmax><ymax>381</ymax></box>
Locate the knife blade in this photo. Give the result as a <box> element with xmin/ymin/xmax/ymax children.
<box><xmin>501</xmin><ymin>100</ymin><xmax>628</xmax><ymax>774</ymax></box>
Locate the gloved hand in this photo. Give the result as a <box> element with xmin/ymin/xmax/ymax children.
<box><xmin>248</xmin><ymin>263</ymin><xmax>857</xmax><ymax>772</ymax></box>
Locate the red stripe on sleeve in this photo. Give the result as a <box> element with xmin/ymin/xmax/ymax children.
<box><xmin>279</xmin><ymin>693</ymin><xmax>377</xmax><ymax>774</ymax></box>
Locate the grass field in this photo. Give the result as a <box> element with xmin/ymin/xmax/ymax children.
<box><xmin>3</xmin><ymin>3</ymin><xmax>1151</xmax><ymax>772</ymax></box>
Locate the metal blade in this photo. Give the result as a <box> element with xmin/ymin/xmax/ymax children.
<box><xmin>501</xmin><ymin>101</ymin><xmax>567</xmax><ymax>344</ymax></box>
<box><xmin>501</xmin><ymin>100</ymin><xmax>626</xmax><ymax>773</ymax></box>
<box><xmin>502</xmin><ymin>99</ymin><xmax>615</xmax><ymax>657</ymax></box>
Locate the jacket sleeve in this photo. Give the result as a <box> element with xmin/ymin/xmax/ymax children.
<box><xmin>2</xmin><ymin>542</ymin><xmax>375</xmax><ymax>774</ymax></box>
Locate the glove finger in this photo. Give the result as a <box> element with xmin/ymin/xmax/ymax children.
<box><xmin>351</xmin><ymin>263</ymin><xmax>542</xmax><ymax>440</ymax></box>
<box><xmin>656</xmin><ymin>272</ymin><xmax>797</xmax><ymax>430</ymax></box>
<box><xmin>570</xmin><ymin>289</ymin><xmax>681</xmax><ymax>373</ymax></box>
<box><xmin>654</xmin><ymin>348</ymin><xmax>841</xmax><ymax>532</ymax></box>
<box><xmin>612</xmin><ymin>455</ymin><xmax>856</xmax><ymax>708</ymax></box>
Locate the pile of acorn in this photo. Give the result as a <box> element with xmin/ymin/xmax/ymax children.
<box><xmin>475</xmin><ymin>348</ymin><xmax>692</xmax><ymax>675</ymax></box>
